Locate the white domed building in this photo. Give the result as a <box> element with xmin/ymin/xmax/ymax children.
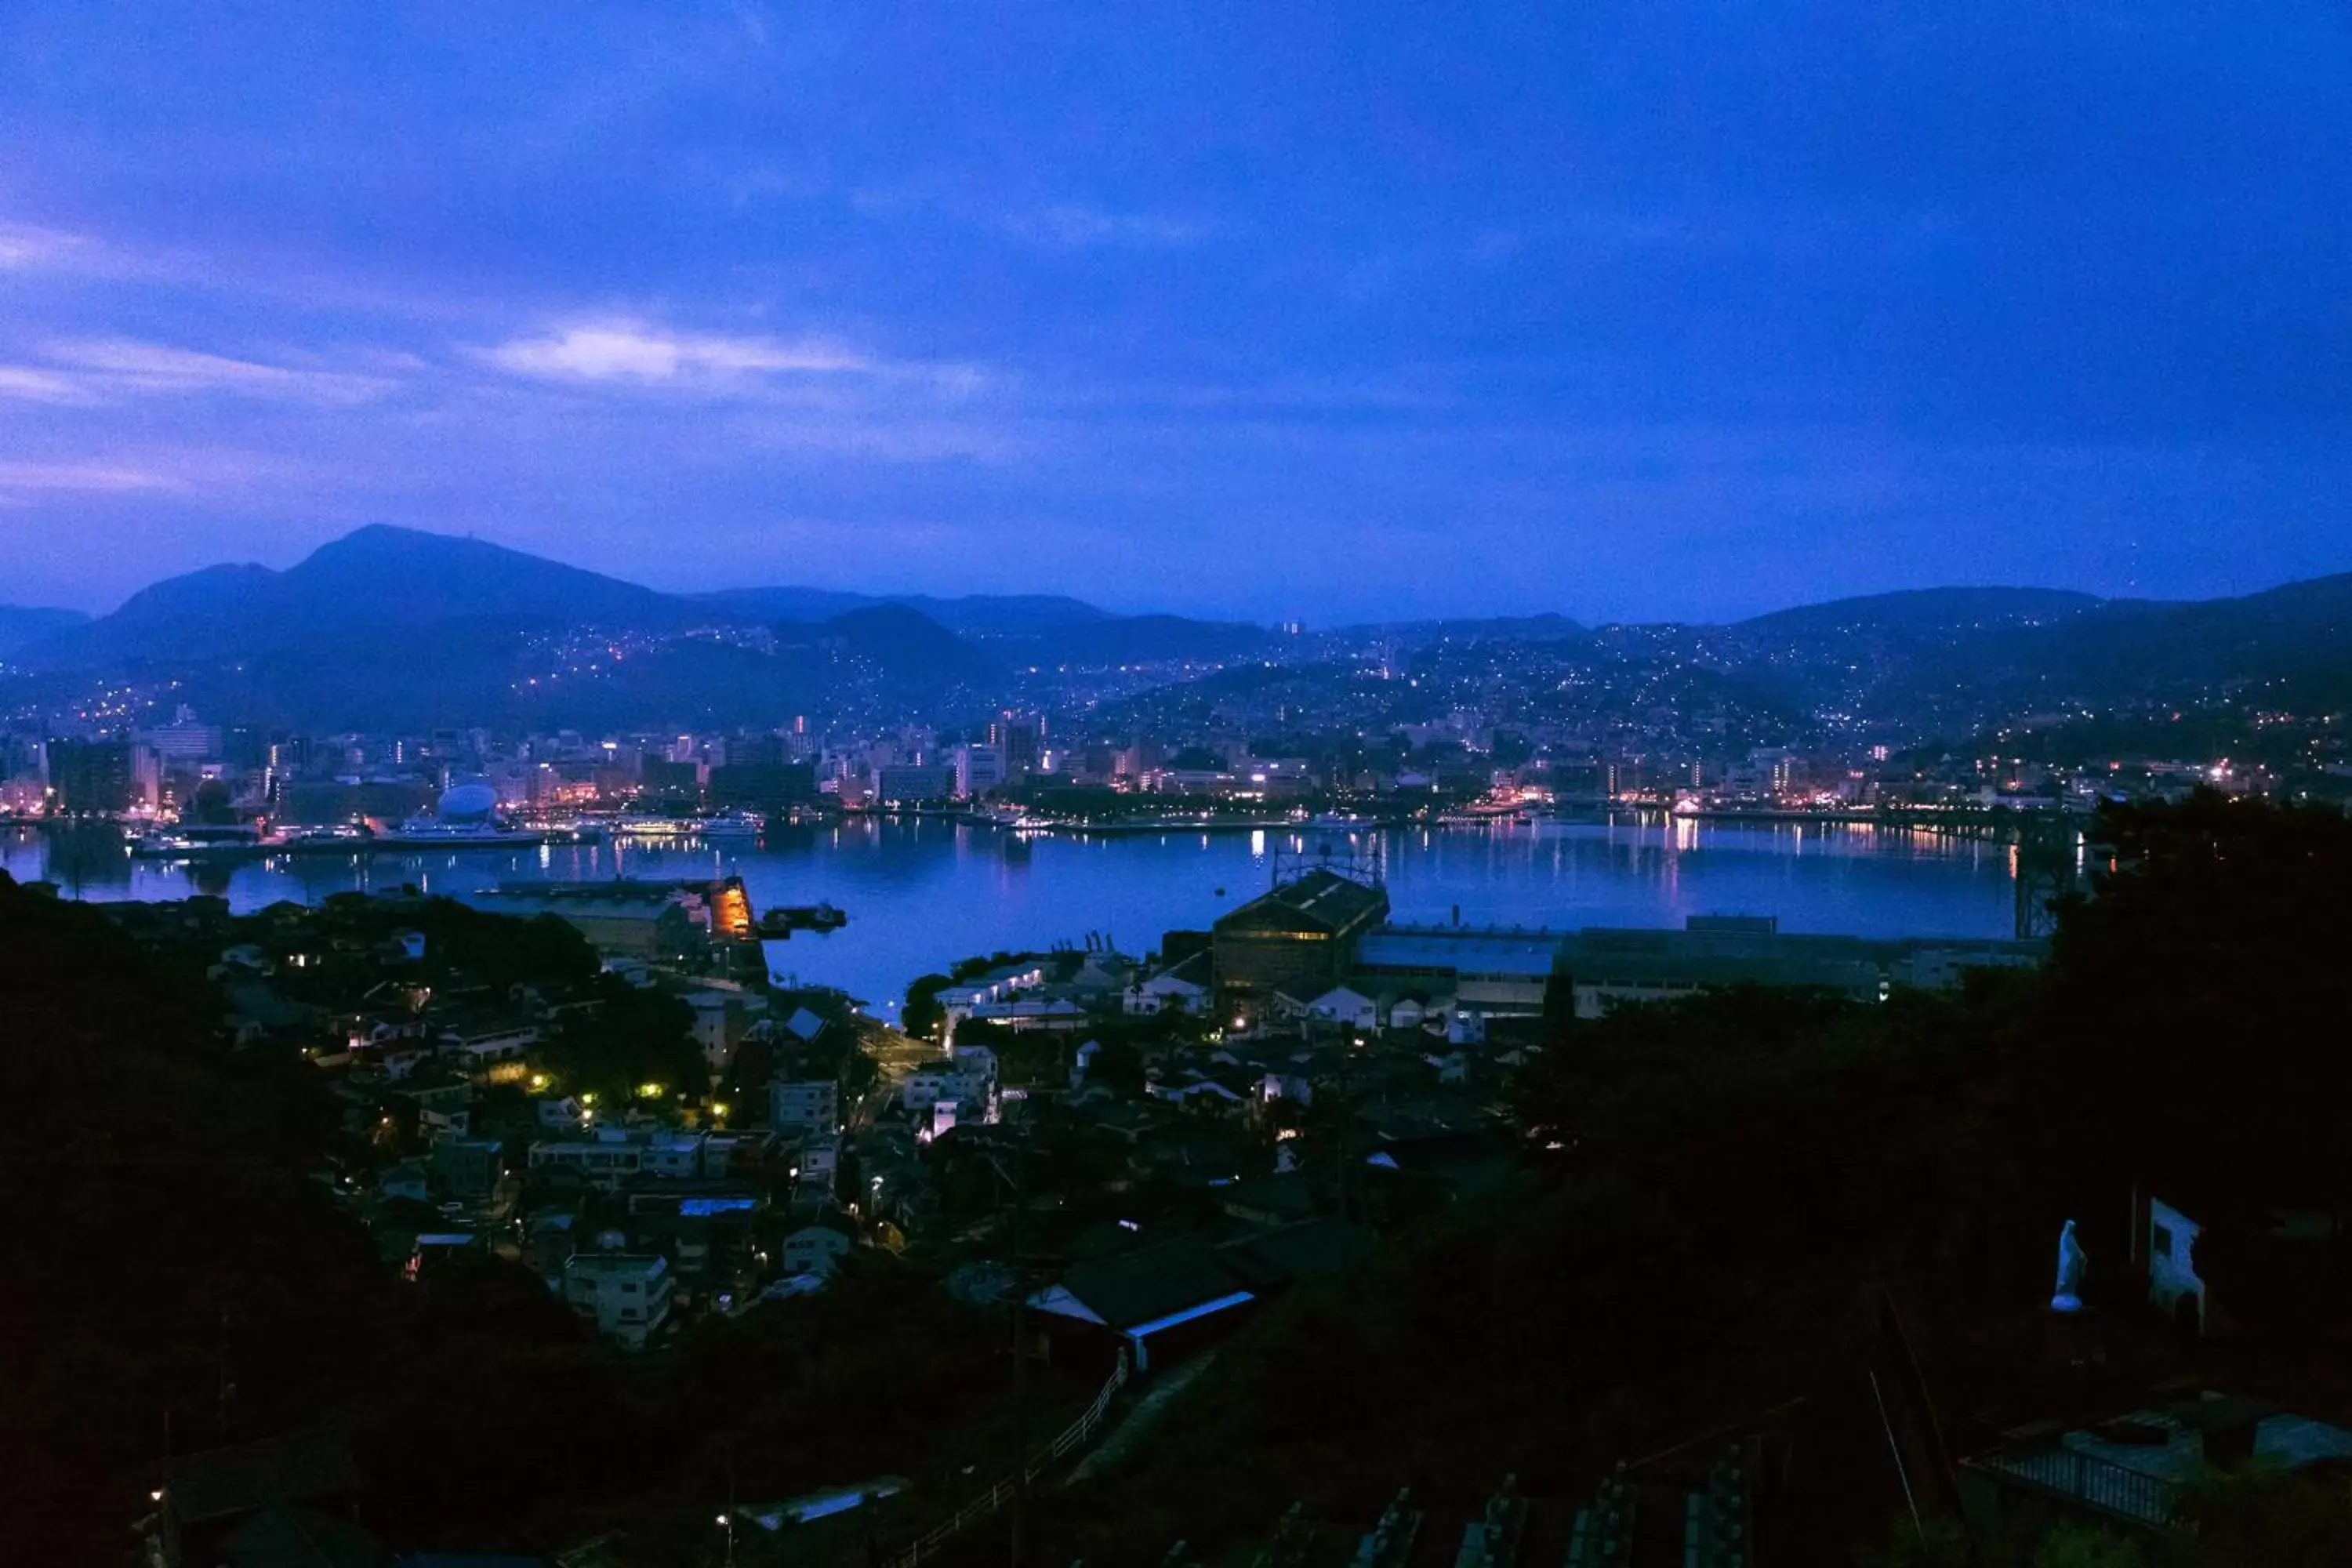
<box><xmin>436</xmin><ymin>778</ymin><xmax>501</xmax><ymax>823</ymax></box>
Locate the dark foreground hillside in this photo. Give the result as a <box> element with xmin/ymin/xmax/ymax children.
<box><xmin>9</xmin><ymin>794</ymin><xmax>2352</xmax><ymax>1564</ymax></box>
<box><xmin>1038</xmin><ymin>793</ymin><xmax>2352</xmax><ymax>1565</ymax></box>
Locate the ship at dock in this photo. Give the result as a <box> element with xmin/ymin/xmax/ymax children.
<box><xmin>130</xmin><ymin>778</ymin><xmax>602</xmax><ymax>858</ymax></box>
<box><xmin>757</xmin><ymin>901</ymin><xmax>848</xmax><ymax>937</ymax></box>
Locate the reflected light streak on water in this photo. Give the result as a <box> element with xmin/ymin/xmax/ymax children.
<box><xmin>3</xmin><ymin>815</ymin><xmax>2017</xmax><ymax>1018</ymax></box>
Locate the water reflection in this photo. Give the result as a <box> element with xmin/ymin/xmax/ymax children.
<box><xmin>2</xmin><ymin>815</ymin><xmax>2016</xmax><ymax>1014</ymax></box>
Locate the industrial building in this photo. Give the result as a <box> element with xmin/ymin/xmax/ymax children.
<box><xmin>1212</xmin><ymin>868</ymin><xmax>1391</xmax><ymax>1025</ymax></box>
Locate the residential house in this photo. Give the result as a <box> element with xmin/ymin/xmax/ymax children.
<box><xmin>968</xmin><ymin>996</ymin><xmax>1090</xmax><ymax>1032</ymax></box>
<box><xmin>561</xmin><ymin>1252</ymin><xmax>675</xmax><ymax>1350</ymax></box>
<box><xmin>779</xmin><ymin>1213</ymin><xmax>856</xmax><ymax>1281</ymax></box>
<box><xmin>434</xmin><ymin>1015</ymin><xmax>539</xmax><ymax>1073</ymax></box>
<box><xmin>380</xmin><ymin>1160</ymin><xmax>431</xmax><ymax>1204</ymax></box>
<box><xmin>431</xmin><ymin>1137</ymin><xmax>503</xmax><ymax>1201</ymax></box>
<box><xmin>1029</xmin><ymin>1239</ymin><xmax>1257</xmax><ymax>1374</ymax></box>
<box><xmin>771</xmin><ymin>1078</ymin><xmax>839</xmax><ymax>1133</ymax></box>
<box><xmin>528</xmin><ymin>1132</ymin><xmax>648</xmax><ymax>1191</ymax></box>
<box><xmin>1303</xmin><ymin>985</ymin><xmax>1382</xmax><ymax>1031</ymax></box>
<box><xmin>1126</xmin><ymin>949</ymin><xmax>1210</xmax><ymax>1016</ymax></box>
<box><xmin>902</xmin><ymin>1060</ymin><xmax>993</xmax><ymax>1113</ymax></box>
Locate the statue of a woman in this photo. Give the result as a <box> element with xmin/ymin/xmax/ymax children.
<box><xmin>2051</xmin><ymin>1218</ymin><xmax>2087</xmax><ymax>1312</ymax></box>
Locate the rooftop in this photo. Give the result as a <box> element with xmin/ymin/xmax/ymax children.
<box><xmin>562</xmin><ymin>1251</ymin><xmax>670</xmax><ymax>1279</ymax></box>
<box><xmin>1359</xmin><ymin>927</ymin><xmax>1568</xmax><ymax>978</ymax></box>
<box><xmin>1216</xmin><ymin>869</ymin><xmax>1390</xmax><ymax>937</ymax></box>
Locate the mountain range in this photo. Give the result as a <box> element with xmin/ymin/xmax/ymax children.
<box><xmin>2</xmin><ymin>524</ymin><xmax>2347</xmax><ymax>733</ymax></box>
<box><xmin>0</xmin><ymin>604</ymin><xmax>89</xmax><ymax>658</ymax></box>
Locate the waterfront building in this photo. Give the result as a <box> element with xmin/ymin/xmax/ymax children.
<box><xmin>1356</xmin><ymin>927</ymin><xmax>1567</xmax><ymax>1015</ymax></box>
<box><xmin>470</xmin><ymin>877</ymin><xmax>750</xmax><ymax>955</ymax></box>
<box><xmin>875</xmin><ymin>763</ymin><xmax>956</xmax><ymax>804</ymax></box>
<box><xmin>46</xmin><ymin>737</ymin><xmax>143</xmax><ymax>814</ymax></box>
<box><xmin>1212</xmin><ymin>869</ymin><xmax>1391</xmax><ymax>1025</ymax></box>
<box><xmin>953</xmin><ymin>743</ymin><xmax>1005</xmax><ymax>799</ymax></box>
<box><xmin>989</xmin><ymin>712</ymin><xmax>1044</xmax><ymax>775</ymax></box>
<box><xmin>1555</xmin><ymin>924</ymin><xmax>2041</xmax><ymax>1018</ymax></box>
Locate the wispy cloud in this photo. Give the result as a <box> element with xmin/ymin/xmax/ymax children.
<box><xmin>1003</xmin><ymin>205</ymin><xmax>1207</xmax><ymax>249</ymax></box>
<box><xmin>0</xmin><ymin>366</ymin><xmax>97</xmax><ymax>405</ymax></box>
<box><xmin>0</xmin><ymin>222</ymin><xmax>98</xmax><ymax>270</ymax></box>
<box><xmin>0</xmin><ymin>459</ymin><xmax>190</xmax><ymax>495</ymax></box>
<box><xmin>480</xmin><ymin>321</ymin><xmax>872</xmax><ymax>383</ymax></box>
<box><xmin>0</xmin><ymin>338</ymin><xmax>401</xmax><ymax>405</ymax></box>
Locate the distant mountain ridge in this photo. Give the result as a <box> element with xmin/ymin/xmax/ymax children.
<box><xmin>27</xmin><ymin>525</ymin><xmax>682</xmax><ymax>668</ymax></box>
<box><xmin>1734</xmin><ymin>586</ymin><xmax>2109</xmax><ymax>635</ymax></box>
<box><xmin>13</xmin><ymin>525</ymin><xmax>2351</xmax><ymax>731</ymax></box>
<box><xmin>690</xmin><ymin>585</ymin><xmax>1107</xmax><ymax>635</ymax></box>
<box><xmin>14</xmin><ymin>525</ymin><xmax>1248</xmax><ymax>681</ymax></box>
<box><xmin>0</xmin><ymin>604</ymin><xmax>90</xmax><ymax>658</ymax></box>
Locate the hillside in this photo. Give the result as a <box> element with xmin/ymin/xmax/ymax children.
<box><xmin>0</xmin><ymin>604</ymin><xmax>89</xmax><ymax>658</ymax></box>
<box><xmin>1736</xmin><ymin>586</ymin><xmax>2107</xmax><ymax>637</ymax></box>
<box><xmin>24</xmin><ymin>525</ymin><xmax>681</xmax><ymax>667</ymax></box>
<box><xmin>687</xmin><ymin>586</ymin><xmax>1105</xmax><ymax>635</ymax></box>
<box><xmin>17</xmin><ymin>524</ymin><xmax>2352</xmax><ymax>733</ymax></box>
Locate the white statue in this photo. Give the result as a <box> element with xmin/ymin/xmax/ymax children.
<box><xmin>2051</xmin><ymin>1218</ymin><xmax>2087</xmax><ymax>1313</ymax></box>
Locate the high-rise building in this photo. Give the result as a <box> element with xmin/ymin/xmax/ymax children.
<box><xmin>141</xmin><ymin>708</ymin><xmax>221</xmax><ymax>766</ymax></box>
<box><xmin>706</xmin><ymin>761</ymin><xmax>815</xmax><ymax>811</ymax></box>
<box><xmin>730</xmin><ymin>732</ymin><xmax>792</xmax><ymax>768</ymax></box>
<box><xmin>989</xmin><ymin>713</ymin><xmax>1044</xmax><ymax>775</ymax></box>
<box><xmin>876</xmin><ymin>764</ymin><xmax>957</xmax><ymax>804</ymax></box>
<box><xmin>954</xmin><ymin>744</ymin><xmax>1005</xmax><ymax>800</ymax></box>
<box><xmin>48</xmin><ymin>739</ymin><xmax>140</xmax><ymax>814</ymax></box>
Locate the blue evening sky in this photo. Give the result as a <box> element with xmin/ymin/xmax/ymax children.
<box><xmin>2</xmin><ymin>4</ymin><xmax>2347</xmax><ymax>622</ymax></box>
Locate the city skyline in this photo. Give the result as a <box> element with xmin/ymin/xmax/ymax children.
<box><xmin>5</xmin><ymin>5</ymin><xmax>2350</xmax><ymax>621</ymax></box>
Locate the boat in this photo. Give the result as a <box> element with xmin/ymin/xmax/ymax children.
<box><xmin>1309</xmin><ymin>811</ymin><xmax>1377</xmax><ymax>830</ymax></box>
<box><xmin>374</xmin><ymin>818</ymin><xmax>594</xmax><ymax>849</ymax></box>
<box><xmin>130</xmin><ymin>822</ymin><xmax>266</xmax><ymax>858</ymax></box>
<box><xmin>613</xmin><ymin>815</ymin><xmax>695</xmax><ymax>837</ymax></box>
<box><xmin>279</xmin><ymin>823</ymin><xmax>372</xmax><ymax>846</ymax></box>
<box><xmin>756</xmin><ymin>901</ymin><xmax>848</xmax><ymax>937</ymax></box>
<box><xmin>613</xmin><ymin>812</ymin><xmax>760</xmax><ymax>838</ymax></box>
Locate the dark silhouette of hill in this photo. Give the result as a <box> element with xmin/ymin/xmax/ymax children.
<box><xmin>1719</xmin><ymin>577</ymin><xmax>2352</xmax><ymax>721</ymax></box>
<box><xmin>1020</xmin><ymin>612</ymin><xmax>1279</xmax><ymax>667</ymax></box>
<box><xmin>692</xmin><ymin>585</ymin><xmax>1106</xmax><ymax>635</ymax></box>
<box><xmin>0</xmin><ymin>603</ymin><xmax>89</xmax><ymax>656</ymax></box>
<box><xmin>18</xmin><ymin>524</ymin><xmax>2352</xmax><ymax>728</ymax></box>
<box><xmin>1344</xmin><ymin>612</ymin><xmax>1591</xmax><ymax>644</ymax></box>
<box><xmin>165</xmin><ymin>609</ymin><xmax>986</xmax><ymax>731</ymax></box>
<box><xmin>685</xmin><ymin>584</ymin><xmax>880</xmax><ymax>623</ymax></box>
<box><xmin>1737</xmin><ymin>585</ymin><xmax>2107</xmax><ymax>636</ymax></box>
<box><xmin>26</xmin><ymin>524</ymin><xmax>681</xmax><ymax>667</ymax></box>
<box><xmin>776</xmin><ymin>602</ymin><xmax>1000</xmax><ymax>681</ymax></box>
<box><xmin>2007</xmin><ymin>572</ymin><xmax>2352</xmax><ymax>694</ymax></box>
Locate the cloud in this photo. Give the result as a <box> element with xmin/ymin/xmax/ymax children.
<box><xmin>0</xmin><ymin>459</ymin><xmax>189</xmax><ymax>495</ymax></box>
<box><xmin>480</xmin><ymin>321</ymin><xmax>873</xmax><ymax>383</ymax></box>
<box><xmin>1003</xmin><ymin>205</ymin><xmax>1207</xmax><ymax>249</ymax></box>
<box><xmin>0</xmin><ymin>223</ymin><xmax>97</xmax><ymax>270</ymax></box>
<box><xmin>17</xmin><ymin>339</ymin><xmax>401</xmax><ymax>405</ymax></box>
<box><xmin>0</xmin><ymin>366</ymin><xmax>97</xmax><ymax>404</ymax></box>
